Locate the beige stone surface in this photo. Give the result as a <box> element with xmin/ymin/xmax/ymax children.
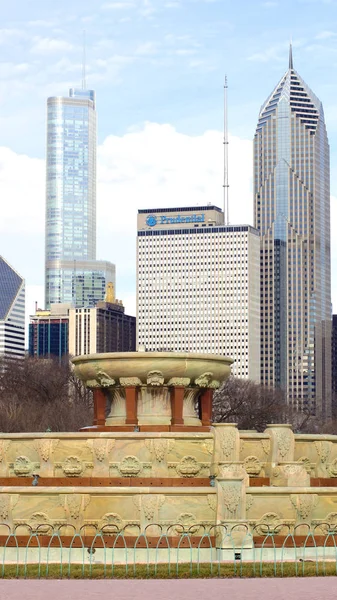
<box><xmin>72</xmin><ymin>352</ymin><xmax>233</xmax><ymax>387</ymax></box>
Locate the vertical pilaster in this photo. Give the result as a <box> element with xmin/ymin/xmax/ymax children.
<box><xmin>170</xmin><ymin>386</ymin><xmax>184</xmax><ymax>425</ymax></box>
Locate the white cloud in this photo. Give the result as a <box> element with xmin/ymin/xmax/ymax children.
<box><xmin>0</xmin><ymin>147</ymin><xmax>44</xmax><ymax>234</ymax></box>
<box><xmin>30</xmin><ymin>37</ymin><xmax>73</xmax><ymax>54</ymax></box>
<box><xmin>101</xmin><ymin>1</ymin><xmax>135</xmax><ymax>8</ymax></box>
<box><xmin>315</xmin><ymin>30</ymin><xmax>336</xmax><ymax>40</ymax></box>
<box><xmin>1</xmin><ymin>123</ymin><xmax>337</xmax><ymax>326</ymax></box>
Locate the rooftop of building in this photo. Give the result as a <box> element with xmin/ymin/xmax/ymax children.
<box><xmin>138</xmin><ymin>205</ymin><xmax>222</xmax><ymax>214</ymax></box>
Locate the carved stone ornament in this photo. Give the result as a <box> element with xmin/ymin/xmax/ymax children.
<box><xmin>167</xmin><ymin>377</ymin><xmax>191</xmax><ymax>387</ymax></box>
<box><xmin>290</xmin><ymin>494</ymin><xmax>318</xmax><ymax>520</ymax></box>
<box><xmin>222</xmin><ymin>485</ymin><xmax>241</xmax><ymax>514</ymax></box>
<box><xmin>207</xmin><ymin>494</ymin><xmax>217</xmax><ymax>512</ymax></box>
<box><xmin>209</xmin><ymin>379</ymin><xmax>220</xmax><ymax>389</ymax></box>
<box><xmin>314</xmin><ymin>512</ymin><xmax>337</xmax><ymax>534</ymax></box>
<box><xmin>244</xmin><ymin>456</ymin><xmax>262</xmax><ymax>476</ymax></box>
<box><xmin>147</xmin><ymin>370</ymin><xmax>164</xmax><ymax>386</ymax></box>
<box><xmin>96</xmin><ymin>370</ymin><xmax>116</xmax><ymax>388</ymax></box>
<box><xmin>176</xmin><ymin>456</ymin><xmax>201</xmax><ymax>478</ymax></box>
<box><xmin>246</xmin><ymin>494</ymin><xmax>254</xmax><ymax>512</ymax></box>
<box><xmin>274</xmin><ymin>429</ymin><xmax>293</xmax><ymax>458</ymax></box>
<box><xmin>100</xmin><ymin>512</ymin><xmax>123</xmax><ymax>532</ymax></box>
<box><xmin>298</xmin><ymin>457</ymin><xmax>313</xmax><ymax>475</ymax></box>
<box><xmin>62</xmin><ymin>456</ymin><xmax>84</xmax><ymax>477</ymax></box>
<box><xmin>89</xmin><ymin>439</ymin><xmax>115</xmax><ymax>462</ymax></box>
<box><xmin>261</xmin><ymin>439</ymin><xmax>271</xmax><ymax>455</ymax></box>
<box><xmin>255</xmin><ymin>512</ymin><xmax>282</xmax><ymax>535</ymax></box>
<box><xmin>34</xmin><ymin>439</ymin><xmax>59</xmax><ymax>462</ymax></box>
<box><xmin>142</xmin><ymin>495</ymin><xmax>165</xmax><ymax>521</ymax></box>
<box><xmin>327</xmin><ymin>458</ymin><xmax>337</xmax><ymax>477</ymax></box>
<box><xmin>0</xmin><ymin>494</ymin><xmax>18</xmax><ymax>520</ymax></box>
<box><xmin>314</xmin><ymin>441</ymin><xmax>331</xmax><ymax>464</ymax></box>
<box><xmin>29</xmin><ymin>512</ymin><xmax>52</xmax><ymax>534</ymax></box>
<box><xmin>220</xmin><ymin>428</ymin><xmax>236</xmax><ymax>458</ymax></box>
<box><xmin>144</xmin><ymin>439</ymin><xmax>174</xmax><ymax>462</ymax></box>
<box><xmin>195</xmin><ymin>372</ymin><xmax>213</xmax><ymax>388</ymax></box>
<box><xmin>12</xmin><ymin>456</ymin><xmax>39</xmax><ymax>477</ymax></box>
<box><xmin>119</xmin><ymin>455</ymin><xmax>142</xmax><ymax>476</ymax></box>
<box><xmin>119</xmin><ymin>377</ymin><xmax>142</xmax><ymax>387</ymax></box>
<box><xmin>204</xmin><ymin>439</ymin><xmax>214</xmax><ymax>455</ymax></box>
<box><xmin>0</xmin><ymin>441</ymin><xmax>10</xmax><ymax>463</ymax></box>
<box><xmin>174</xmin><ymin>512</ymin><xmax>199</xmax><ymax>534</ymax></box>
<box><xmin>59</xmin><ymin>494</ymin><xmax>91</xmax><ymax>519</ymax></box>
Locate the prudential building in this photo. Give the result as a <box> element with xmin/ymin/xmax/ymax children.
<box><xmin>254</xmin><ymin>46</ymin><xmax>331</xmax><ymax>417</ymax></box>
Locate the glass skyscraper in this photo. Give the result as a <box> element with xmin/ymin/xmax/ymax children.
<box><xmin>254</xmin><ymin>47</ymin><xmax>331</xmax><ymax>417</ymax></box>
<box><xmin>45</xmin><ymin>87</ymin><xmax>115</xmax><ymax>308</ymax></box>
<box><xmin>0</xmin><ymin>256</ymin><xmax>25</xmax><ymax>358</ymax></box>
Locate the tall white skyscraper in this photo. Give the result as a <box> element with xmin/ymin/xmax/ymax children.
<box><xmin>254</xmin><ymin>47</ymin><xmax>331</xmax><ymax>416</ymax></box>
<box><xmin>0</xmin><ymin>256</ymin><xmax>25</xmax><ymax>358</ymax></box>
<box><xmin>137</xmin><ymin>205</ymin><xmax>260</xmax><ymax>381</ymax></box>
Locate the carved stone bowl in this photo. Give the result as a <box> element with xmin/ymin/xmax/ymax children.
<box><xmin>72</xmin><ymin>352</ymin><xmax>233</xmax><ymax>388</ymax></box>
<box><xmin>72</xmin><ymin>352</ymin><xmax>233</xmax><ymax>428</ymax></box>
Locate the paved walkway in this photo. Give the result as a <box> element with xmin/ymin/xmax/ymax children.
<box><xmin>1</xmin><ymin>579</ymin><xmax>337</xmax><ymax>600</ymax></box>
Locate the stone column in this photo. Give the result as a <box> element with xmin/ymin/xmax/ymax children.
<box><xmin>170</xmin><ymin>386</ymin><xmax>185</xmax><ymax>426</ymax></box>
<box><xmin>93</xmin><ymin>388</ymin><xmax>107</xmax><ymax>427</ymax></box>
<box><xmin>200</xmin><ymin>389</ymin><xmax>213</xmax><ymax>426</ymax></box>
<box><xmin>125</xmin><ymin>386</ymin><xmax>138</xmax><ymax>426</ymax></box>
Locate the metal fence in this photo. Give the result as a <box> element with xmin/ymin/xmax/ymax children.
<box><xmin>1</xmin><ymin>522</ymin><xmax>337</xmax><ymax>578</ymax></box>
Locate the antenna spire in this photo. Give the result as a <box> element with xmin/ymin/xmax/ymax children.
<box><xmin>82</xmin><ymin>29</ymin><xmax>87</xmax><ymax>90</ymax></box>
<box><xmin>289</xmin><ymin>42</ymin><xmax>293</xmax><ymax>70</ymax></box>
<box><xmin>223</xmin><ymin>75</ymin><xmax>229</xmax><ymax>225</ymax></box>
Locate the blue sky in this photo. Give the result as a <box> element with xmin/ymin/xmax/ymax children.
<box><xmin>1</xmin><ymin>0</ymin><xmax>337</xmax><ymax>322</ymax></box>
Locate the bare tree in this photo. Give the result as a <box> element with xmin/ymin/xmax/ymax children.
<box><xmin>212</xmin><ymin>376</ymin><xmax>314</xmax><ymax>432</ymax></box>
<box><xmin>0</xmin><ymin>355</ymin><xmax>92</xmax><ymax>432</ymax></box>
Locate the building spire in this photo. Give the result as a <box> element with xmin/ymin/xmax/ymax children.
<box><xmin>289</xmin><ymin>42</ymin><xmax>293</xmax><ymax>70</ymax></box>
<box><xmin>82</xmin><ymin>29</ymin><xmax>87</xmax><ymax>90</ymax></box>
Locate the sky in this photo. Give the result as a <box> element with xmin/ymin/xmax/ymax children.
<box><xmin>0</xmin><ymin>0</ymin><xmax>337</xmax><ymax>331</ymax></box>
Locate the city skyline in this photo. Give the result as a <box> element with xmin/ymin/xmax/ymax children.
<box><xmin>254</xmin><ymin>46</ymin><xmax>331</xmax><ymax>416</ymax></box>
<box><xmin>0</xmin><ymin>1</ymin><xmax>336</xmax><ymax>327</ymax></box>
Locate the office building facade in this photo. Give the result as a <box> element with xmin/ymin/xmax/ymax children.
<box><xmin>45</xmin><ymin>87</ymin><xmax>115</xmax><ymax>309</ymax></box>
<box><xmin>137</xmin><ymin>206</ymin><xmax>260</xmax><ymax>381</ymax></box>
<box><xmin>29</xmin><ymin>304</ymin><xmax>70</xmax><ymax>359</ymax></box>
<box><xmin>333</xmin><ymin>315</ymin><xmax>337</xmax><ymax>415</ymax></box>
<box><xmin>68</xmin><ymin>301</ymin><xmax>136</xmax><ymax>356</ymax></box>
<box><xmin>0</xmin><ymin>256</ymin><xmax>25</xmax><ymax>358</ymax></box>
<box><xmin>253</xmin><ymin>48</ymin><xmax>331</xmax><ymax>416</ymax></box>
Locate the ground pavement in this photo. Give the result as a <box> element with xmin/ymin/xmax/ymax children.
<box><xmin>1</xmin><ymin>579</ymin><xmax>337</xmax><ymax>600</ymax></box>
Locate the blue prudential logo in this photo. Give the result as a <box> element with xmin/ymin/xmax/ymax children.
<box><xmin>146</xmin><ymin>215</ymin><xmax>157</xmax><ymax>227</ymax></box>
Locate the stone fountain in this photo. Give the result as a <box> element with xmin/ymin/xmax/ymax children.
<box><xmin>0</xmin><ymin>351</ymin><xmax>337</xmax><ymax>558</ymax></box>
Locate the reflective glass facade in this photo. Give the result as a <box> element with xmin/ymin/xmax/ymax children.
<box><xmin>254</xmin><ymin>53</ymin><xmax>332</xmax><ymax>417</ymax></box>
<box><xmin>45</xmin><ymin>88</ymin><xmax>97</xmax><ymax>307</ymax></box>
<box><xmin>0</xmin><ymin>256</ymin><xmax>25</xmax><ymax>357</ymax></box>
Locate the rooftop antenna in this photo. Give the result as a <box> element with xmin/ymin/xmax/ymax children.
<box><xmin>82</xmin><ymin>29</ymin><xmax>87</xmax><ymax>90</ymax></box>
<box><xmin>223</xmin><ymin>75</ymin><xmax>229</xmax><ymax>225</ymax></box>
<box><xmin>289</xmin><ymin>40</ymin><xmax>293</xmax><ymax>70</ymax></box>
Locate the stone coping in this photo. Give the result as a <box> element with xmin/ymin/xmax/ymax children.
<box><xmin>239</xmin><ymin>433</ymin><xmax>270</xmax><ymax>439</ymax></box>
<box><xmin>72</xmin><ymin>351</ymin><xmax>233</xmax><ymax>361</ymax></box>
<box><xmin>0</xmin><ymin>432</ymin><xmax>213</xmax><ymax>439</ymax></box>
<box><xmin>0</xmin><ymin>486</ymin><xmax>216</xmax><ymax>494</ymax></box>
<box><xmin>294</xmin><ymin>433</ymin><xmax>337</xmax><ymax>441</ymax></box>
<box><xmin>247</xmin><ymin>486</ymin><xmax>337</xmax><ymax>494</ymax></box>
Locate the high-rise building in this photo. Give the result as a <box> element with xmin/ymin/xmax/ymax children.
<box><xmin>332</xmin><ymin>315</ymin><xmax>337</xmax><ymax>415</ymax></box>
<box><xmin>29</xmin><ymin>304</ymin><xmax>70</xmax><ymax>359</ymax></box>
<box><xmin>45</xmin><ymin>87</ymin><xmax>115</xmax><ymax>308</ymax></box>
<box><xmin>253</xmin><ymin>47</ymin><xmax>331</xmax><ymax>416</ymax></box>
<box><xmin>137</xmin><ymin>206</ymin><xmax>260</xmax><ymax>381</ymax></box>
<box><xmin>68</xmin><ymin>284</ymin><xmax>136</xmax><ymax>356</ymax></box>
<box><xmin>0</xmin><ymin>256</ymin><xmax>25</xmax><ymax>358</ymax></box>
